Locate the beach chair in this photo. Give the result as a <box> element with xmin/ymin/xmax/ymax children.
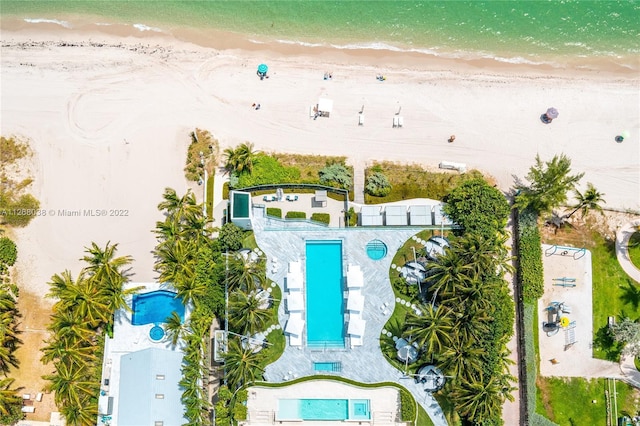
<box><xmin>358</xmin><ymin>113</ymin><xmax>364</xmax><ymax>126</ymax></box>
<box><xmin>393</xmin><ymin>116</ymin><xmax>399</xmax><ymax>128</ymax></box>
<box><xmin>398</xmin><ymin>116</ymin><xmax>404</xmax><ymax>127</ymax></box>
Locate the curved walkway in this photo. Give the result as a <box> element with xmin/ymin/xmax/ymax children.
<box><xmin>615</xmin><ymin>220</ymin><xmax>640</xmax><ymax>284</ymax></box>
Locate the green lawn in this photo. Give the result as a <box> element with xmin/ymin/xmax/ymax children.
<box><xmin>536</xmin><ymin>377</ymin><xmax>639</xmax><ymax>425</ymax></box>
<box><xmin>258</xmin><ymin>283</ymin><xmax>285</xmax><ymax>367</ymax></box>
<box><xmin>416</xmin><ymin>404</ymin><xmax>436</xmax><ymax>426</ymax></box>
<box><xmin>628</xmin><ymin>232</ymin><xmax>640</xmax><ymax>269</ymax></box>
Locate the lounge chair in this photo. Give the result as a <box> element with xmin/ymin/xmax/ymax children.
<box><xmin>358</xmin><ymin>113</ymin><xmax>365</xmax><ymax>126</ymax></box>
<box><xmin>286</xmin><ymin>195</ymin><xmax>298</xmax><ymax>202</ymax></box>
<box><xmin>393</xmin><ymin>116</ymin><xmax>399</xmax><ymax>128</ymax></box>
<box><xmin>398</xmin><ymin>116</ymin><xmax>404</xmax><ymax>127</ymax></box>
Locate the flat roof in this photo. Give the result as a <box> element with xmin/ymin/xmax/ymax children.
<box><xmin>409</xmin><ymin>205</ymin><xmax>433</xmax><ymax>225</ymax></box>
<box><xmin>231</xmin><ymin>191</ymin><xmax>251</xmax><ymax>218</ymax></box>
<box><xmin>117</xmin><ymin>348</ymin><xmax>187</xmax><ymax>426</ymax></box>
<box><xmin>385</xmin><ymin>205</ymin><xmax>407</xmax><ymax>226</ymax></box>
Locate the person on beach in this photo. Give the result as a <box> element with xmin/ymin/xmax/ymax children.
<box><xmin>448</xmin><ymin>135</ymin><xmax>456</xmax><ymax>143</ymax></box>
<box><xmin>256</xmin><ymin>104</ymin><xmax>261</xmax><ymax>110</ymax></box>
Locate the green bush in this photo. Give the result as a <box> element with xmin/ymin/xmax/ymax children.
<box><xmin>319</xmin><ymin>163</ymin><xmax>352</xmax><ymax>190</ymax></box>
<box><xmin>443</xmin><ymin>178</ymin><xmax>510</xmax><ymax>239</ymax></box>
<box><xmin>218</xmin><ymin>222</ymin><xmax>245</xmax><ymax>252</ymax></box>
<box><xmin>0</xmin><ymin>193</ymin><xmax>40</xmax><ymax>227</ymax></box>
<box><xmin>517</xmin><ymin>208</ymin><xmax>544</xmax><ymax>301</ymax></box>
<box><xmin>399</xmin><ymin>388</ymin><xmax>417</xmax><ymax>422</ymax></box>
<box><xmin>310</xmin><ymin>213</ymin><xmax>330</xmax><ymax>224</ymax></box>
<box><xmin>235</xmin><ymin>155</ymin><xmax>301</xmax><ymax>188</ymax></box>
<box><xmin>266</xmin><ymin>207</ymin><xmax>282</xmax><ymax>218</ymax></box>
<box><xmin>222</xmin><ymin>182</ymin><xmax>230</xmax><ymax>200</ymax></box>
<box><xmin>365</xmin><ymin>171</ymin><xmax>392</xmax><ymax>197</ymax></box>
<box><xmin>0</xmin><ymin>237</ymin><xmax>17</xmax><ymax>266</ymax></box>
<box><xmin>285</xmin><ymin>211</ymin><xmax>306</xmax><ymax>219</ymax></box>
<box><xmin>347</xmin><ymin>207</ymin><xmax>357</xmax><ymax>227</ymax></box>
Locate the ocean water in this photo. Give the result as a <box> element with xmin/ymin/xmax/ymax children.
<box><xmin>3</xmin><ymin>1</ymin><xmax>639</xmax><ymax>66</ymax></box>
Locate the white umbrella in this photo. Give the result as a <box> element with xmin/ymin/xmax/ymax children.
<box><xmin>284</xmin><ymin>313</ymin><xmax>305</xmax><ymax>336</ymax></box>
<box><xmin>286</xmin><ymin>291</ymin><xmax>304</xmax><ymax>312</ymax></box>
<box><xmin>347</xmin><ymin>290</ymin><xmax>365</xmax><ymax>312</ymax></box>
<box><xmin>286</xmin><ymin>270</ymin><xmax>303</xmax><ymax>291</ymax></box>
<box><xmin>347</xmin><ymin>316</ymin><xmax>366</xmax><ymax>336</ymax></box>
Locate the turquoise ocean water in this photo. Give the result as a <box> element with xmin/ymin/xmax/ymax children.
<box><xmin>3</xmin><ymin>1</ymin><xmax>639</xmax><ymax>67</ymax></box>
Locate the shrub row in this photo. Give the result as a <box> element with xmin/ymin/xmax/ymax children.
<box><xmin>310</xmin><ymin>213</ymin><xmax>330</xmax><ymax>225</ymax></box>
<box><xmin>399</xmin><ymin>388</ymin><xmax>417</xmax><ymax>422</ymax></box>
<box><xmin>517</xmin><ymin>208</ymin><xmax>544</xmax><ymax>302</ymax></box>
<box><xmin>266</xmin><ymin>207</ymin><xmax>282</xmax><ymax>218</ymax></box>
<box><xmin>285</xmin><ymin>211</ymin><xmax>306</xmax><ymax>219</ymax></box>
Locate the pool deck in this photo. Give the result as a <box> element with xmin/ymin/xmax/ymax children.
<box><xmin>252</xmin><ymin>212</ymin><xmax>447</xmax><ymax>426</ymax></box>
<box><xmin>98</xmin><ymin>283</ymin><xmax>188</xmax><ymax>426</ymax></box>
<box><xmin>245</xmin><ymin>380</ymin><xmax>400</xmax><ymax>425</ymax></box>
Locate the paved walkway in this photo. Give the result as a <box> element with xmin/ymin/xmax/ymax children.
<box><xmin>252</xmin><ymin>215</ymin><xmax>447</xmax><ymax>426</ymax></box>
<box><xmin>351</xmin><ymin>159</ymin><xmax>365</xmax><ymax>204</ymax></box>
<box><xmin>615</xmin><ymin>220</ymin><xmax>640</xmax><ymax>284</ymax></box>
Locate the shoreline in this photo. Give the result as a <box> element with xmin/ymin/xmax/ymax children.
<box><xmin>2</xmin><ymin>15</ymin><xmax>639</xmax><ymax>79</ymax></box>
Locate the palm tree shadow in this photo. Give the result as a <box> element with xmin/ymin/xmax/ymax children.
<box><xmin>620</xmin><ymin>281</ymin><xmax>640</xmax><ymax>310</ymax></box>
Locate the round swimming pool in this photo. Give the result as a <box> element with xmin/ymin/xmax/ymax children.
<box><xmin>149</xmin><ymin>325</ymin><xmax>165</xmax><ymax>342</ymax></box>
<box><xmin>366</xmin><ymin>239</ymin><xmax>387</xmax><ymax>260</ymax></box>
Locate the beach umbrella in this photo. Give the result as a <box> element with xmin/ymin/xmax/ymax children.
<box><xmin>546</xmin><ymin>107</ymin><xmax>559</xmax><ymax>119</ymax></box>
<box><xmin>258</xmin><ymin>63</ymin><xmax>268</xmax><ymax>74</ymax></box>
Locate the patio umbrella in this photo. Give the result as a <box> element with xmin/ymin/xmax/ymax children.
<box><xmin>397</xmin><ymin>344</ymin><xmax>419</xmax><ymax>364</ymax></box>
<box><xmin>546</xmin><ymin>107</ymin><xmax>559</xmax><ymax>119</ymax></box>
<box><xmin>258</xmin><ymin>63</ymin><xmax>268</xmax><ymax>74</ymax></box>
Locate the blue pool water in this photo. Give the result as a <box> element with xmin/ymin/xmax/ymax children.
<box><xmin>305</xmin><ymin>241</ymin><xmax>344</xmax><ymax>348</ymax></box>
<box><xmin>149</xmin><ymin>325</ymin><xmax>165</xmax><ymax>341</ymax></box>
<box><xmin>366</xmin><ymin>239</ymin><xmax>387</xmax><ymax>260</ymax></box>
<box><xmin>313</xmin><ymin>361</ymin><xmax>341</xmax><ymax>372</ymax></box>
<box><xmin>131</xmin><ymin>290</ymin><xmax>185</xmax><ymax>325</ymax></box>
<box><xmin>277</xmin><ymin>399</ymin><xmax>370</xmax><ymax>421</ymax></box>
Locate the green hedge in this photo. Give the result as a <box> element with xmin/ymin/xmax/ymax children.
<box><xmin>399</xmin><ymin>388</ymin><xmax>417</xmax><ymax>422</ymax></box>
<box><xmin>310</xmin><ymin>213</ymin><xmax>330</xmax><ymax>225</ymax></box>
<box><xmin>517</xmin><ymin>208</ymin><xmax>544</xmax><ymax>302</ymax></box>
<box><xmin>285</xmin><ymin>211</ymin><xmax>306</xmax><ymax>219</ymax></box>
<box><xmin>266</xmin><ymin>207</ymin><xmax>282</xmax><ymax>218</ymax></box>
<box><xmin>347</xmin><ymin>207</ymin><xmax>357</xmax><ymax>227</ymax></box>
<box><xmin>0</xmin><ymin>237</ymin><xmax>17</xmax><ymax>266</ymax></box>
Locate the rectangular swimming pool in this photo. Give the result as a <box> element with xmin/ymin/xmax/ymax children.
<box><xmin>305</xmin><ymin>240</ymin><xmax>344</xmax><ymax>348</ymax></box>
<box><xmin>277</xmin><ymin>399</ymin><xmax>370</xmax><ymax>421</ymax></box>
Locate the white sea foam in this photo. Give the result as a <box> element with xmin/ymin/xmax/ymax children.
<box><xmin>132</xmin><ymin>23</ymin><xmax>164</xmax><ymax>33</ymax></box>
<box><xmin>23</xmin><ymin>18</ymin><xmax>72</xmax><ymax>29</ymax></box>
<box><xmin>95</xmin><ymin>22</ymin><xmax>113</xmax><ymax>27</ymax></box>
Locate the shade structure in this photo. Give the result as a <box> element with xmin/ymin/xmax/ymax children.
<box><xmin>546</xmin><ymin>107</ymin><xmax>559</xmax><ymax>119</ymax></box>
<box><xmin>347</xmin><ymin>264</ymin><xmax>364</xmax><ymax>289</ymax></box>
<box><xmin>257</xmin><ymin>63</ymin><xmax>268</xmax><ymax>74</ymax></box>
<box><xmin>284</xmin><ymin>313</ymin><xmax>305</xmax><ymax>337</ymax></box>
<box><xmin>254</xmin><ymin>290</ymin><xmax>271</xmax><ymax>309</ymax></box>
<box><xmin>286</xmin><ymin>291</ymin><xmax>304</xmax><ymax>312</ymax></box>
<box><xmin>417</xmin><ymin>364</ymin><xmax>446</xmax><ymax>392</ymax></box>
<box><xmin>397</xmin><ymin>344</ymin><xmax>419</xmax><ymax>364</ymax></box>
<box><xmin>347</xmin><ymin>314</ymin><xmax>366</xmax><ymax>337</ymax></box>
<box><xmin>241</xmin><ymin>333</ymin><xmax>266</xmax><ymax>353</ymax></box>
<box><xmin>347</xmin><ymin>290</ymin><xmax>365</xmax><ymax>312</ymax></box>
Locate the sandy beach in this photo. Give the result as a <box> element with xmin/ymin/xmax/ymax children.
<box><xmin>1</xmin><ymin>23</ymin><xmax>638</xmax><ymax>295</ymax></box>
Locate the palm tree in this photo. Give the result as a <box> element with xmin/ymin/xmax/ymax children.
<box><xmin>157</xmin><ymin>188</ymin><xmax>200</xmax><ymax>225</ymax></box>
<box><xmin>452</xmin><ymin>306</ymin><xmax>491</xmax><ymax>344</ymax></box>
<box><xmin>227</xmin><ymin>253</ymin><xmax>265</xmax><ymax>292</ymax></box>
<box><xmin>224</xmin><ymin>142</ymin><xmax>260</xmax><ymax>175</ymax></box>
<box><xmin>451</xmin><ymin>373</ymin><xmax>515</xmax><ymax>424</ymax></box>
<box><xmin>404</xmin><ymin>304</ymin><xmax>453</xmax><ymax>355</ymax></box>
<box><xmin>46</xmin><ymin>270</ymin><xmax>76</xmax><ymax>301</ymax></box>
<box><xmin>223</xmin><ymin>337</ymin><xmax>264</xmax><ymax>390</ymax></box>
<box><xmin>567</xmin><ymin>182</ymin><xmax>606</xmax><ymax>219</ymax></box>
<box><xmin>0</xmin><ymin>377</ymin><xmax>22</xmax><ymax>416</ymax></box>
<box><xmin>164</xmin><ymin>311</ymin><xmax>190</xmax><ymax>347</ymax></box>
<box><xmin>59</xmin><ymin>396</ymin><xmax>98</xmax><ymax>426</ymax></box>
<box><xmin>229</xmin><ymin>289</ymin><xmax>271</xmax><ymax>336</ymax></box>
<box><xmin>60</xmin><ymin>277</ymin><xmax>109</xmax><ymax>328</ymax></box>
<box><xmin>515</xmin><ymin>153</ymin><xmax>584</xmax><ymax>214</ymax></box>
<box><xmin>48</xmin><ymin>311</ymin><xmax>94</xmax><ymax>345</ymax></box>
<box><xmin>44</xmin><ymin>362</ymin><xmax>96</xmax><ymax>407</ymax></box>
<box><xmin>223</xmin><ymin>147</ymin><xmax>240</xmax><ymax>173</ymax></box>
<box><xmin>440</xmin><ymin>336</ymin><xmax>485</xmax><ymax>381</ymax></box>
<box><xmin>427</xmin><ymin>249</ymin><xmax>472</xmax><ymax>301</ymax></box>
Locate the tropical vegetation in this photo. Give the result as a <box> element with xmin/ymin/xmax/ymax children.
<box><xmin>514</xmin><ymin>153</ymin><xmax>584</xmax><ymax>215</ymax></box>
<box><xmin>566</xmin><ymin>182</ymin><xmax>606</xmax><ymax>219</ymax></box>
<box><xmin>395</xmin><ymin>177</ymin><xmax>515</xmax><ymax>426</ymax></box>
<box><xmin>42</xmin><ymin>241</ymin><xmax>133</xmax><ymax>425</ymax></box>
<box><xmin>365</xmin><ymin>170</ymin><xmax>392</xmax><ymax>197</ymax></box>
<box><xmin>0</xmin><ymin>236</ymin><xmax>22</xmax><ymax>425</ymax></box>
<box><xmin>184</xmin><ymin>128</ymin><xmax>220</xmax><ymax>182</ymax></box>
<box><xmin>0</xmin><ymin>136</ymin><xmax>41</xmax><ymax>227</ymax></box>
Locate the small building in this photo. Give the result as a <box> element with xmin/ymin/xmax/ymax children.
<box><xmin>313</xmin><ymin>190</ymin><xmax>327</xmax><ymax>207</ymax></box>
<box><xmin>360</xmin><ymin>206</ymin><xmax>383</xmax><ymax>226</ymax></box>
<box><xmin>229</xmin><ymin>190</ymin><xmax>252</xmax><ymax>230</ymax></box>
<box><xmin>384</xmin><ymin>205</ymin><xmax>408</xmax><ymax>226</ymax></box>
<box><xmin>409</xmin><ymin>205</ymin><xmax>433</xmax><ymax>226</ymax></box>
<box><xmin>117</xmin><ymin>348</ymin><xmax>187</xmax><ymax>426</ymax></box>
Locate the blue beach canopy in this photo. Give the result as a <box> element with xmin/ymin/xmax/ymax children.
<box><xmin>258</xmin><ymin>63</ymin><xmax>268</xmax><ymax>74</ymax></box>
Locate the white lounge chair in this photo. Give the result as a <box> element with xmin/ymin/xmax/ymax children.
<box><xmin>393</xmin><ymin>116</ymin><xmax>399</xmax><ymax>128</ymax></box>
<box><xmin>358</xmin><ymin>113</ymin><xmax>365</xmax><ymax>126</ymax></box>
<box><xmin>398</xmin><ymin>116</ymin><xmax>404</xmax><ymax>127</ymax></box>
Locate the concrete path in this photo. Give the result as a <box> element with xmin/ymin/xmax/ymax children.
<box><xmin>615</xmin><ymin>220</ymin><xmax>640</xmax><ymax>284</ymax></box>
<box><xmin>351</xmin><ymin>159</ymin><xmax>365</xmax><ymax>204</ymax></box>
